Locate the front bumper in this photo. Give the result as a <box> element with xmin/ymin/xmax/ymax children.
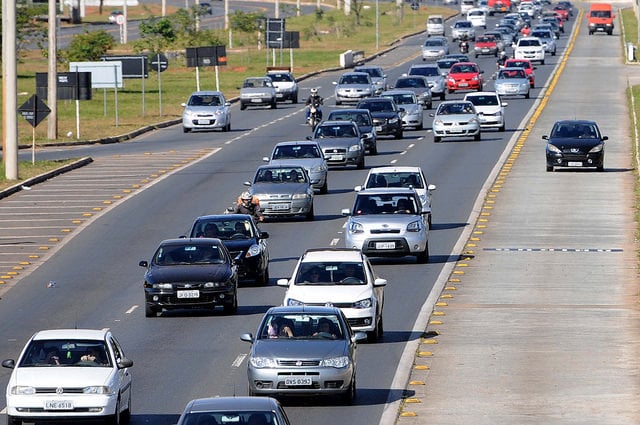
<box><xmin>546</xmin><ymin>152</ymin><xmax>604</xmax><ymax>169</ymax></box>
<box><xmin>145</xmin><ymin>287</ymin><xmax>236</xmax><ymax>311</ymax></box>
<box><xmin>433</xmin><ymin>122</ymin><xmax>481</xmax><ymax>138</ymax></box>
<box><xmin>248</xmin><ymin>363</ymin><xmax>355</xmax><ymax>396</ymax></box>
<box><xmin>322</xmin><ymin>148</ymin><xmax>363</xmax><ymax>167</ymax></box>
<box><xmin>6</xmin><ymin>393</ymin><xmax>117</xmax><ymax>421</ymax></box>
<box><xmin>259</xmin><ymin>199</ymin><xmax>313</xmax><ymax>216</ymax></box>
<box><xmin>183</xmin><ymin>115</ymin><xmax>228</xmax><ymax>130</ymax></box>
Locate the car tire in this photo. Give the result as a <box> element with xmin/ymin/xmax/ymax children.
<box><xmin>305</xmin><ymin>204</ymin><xmax>315</xmax><ymax>221</ymax></box>
<box><xmin>357</xmin><ymin>156</ymin><xmax>365</xmax><ymax>169</ymax></box>
<box><xmin>370</xmin><ymin>143</ymin><xmax>378</xmax><ymax>155</ymax></box>
<box><xmin>525</xmin><ymin>91</ymin><xmax>530</xmax><ymax>99</ymax></box>
<box><xmin>183</xmin><ymin>127</ymin><xmax>191</xmax><ymax>133</ymax></box>
<box><xmin>417</xmin><ymin>243</ymin><xmax>430</xmax><ymax>263</ymax></box>
<box><xmin>7</xmin><ymin>416</ymin><xmax>21</xmax><ymax>425</ymax></box>
<box><xmin>440</xmin><ymin>92</ymin><xmax>446</xmax><ymax>100</ymax></box>
<box><xmin>448</xmin><ymin>88</ymin><xmax>455</xmax><ymax>94</ymax></box>
<box><xmin>335</xmin><ymin>100</ymin><xmax>342</xmax><ymax>105</ymax></box>
<box><xmin>416</xmin><ymin>122</ymin><xmax>423</xmax><ymax>130</ymax></box>
<box><xmin>552</xmin><ymin>49</ymin><xmax>556</xmax><ymax>56</ymax></box>
<box><xmin>121</xmin><ymin>392</ymin><xmax>131</xmax><ymax>424</ymax></box>
<box><xmin>240</xmin><ymin>103</ymin><xmax>247</xmax><ymax>111</ymax></box>
<box><xmin>271</xmin><ymin>101</ymin><xmax>277</xmax><ymax>109</ymax></box>
<box><xmin>546</xmin><ymin>165</ymin><xmax>554</xmax><ymax>172</ymax></box>
<box><xmin>256</xmin><ymin>266</ymin><xmax>269</xmax><ymax>285</ymax></box>
<box><xmin>434</xmin><ymin>136</ymin><xmax>441</xmax><ymax>143</ymax></box>
<box><xmin>474</xmin><ymin>132</ymin><xmax>481</xmax><ymax>141</ymax></box>
<box><xmin>395</xmin><ymin>129</ymin><xmax>403</xmax><ymax>139</ymax></box>
<box><xmin>107</xmin><ymin>398</ymin><xmax>121</xmax><ymax>425</ymax></box>
<box><xmin>342</xmin><ymin>374</ymin><xmax>356</xmax><ymax>405</ymax></box>
<box><xmin>499</xmin><ymin>122</ymin><xmax>506</xmax><ymax>132</ymax></box>
<box><xmin>597</xmin><ymin>164</ymin><xmax>605</xmax><ymax>172</ymax></box>
<box><xmin>428</xmin><ymin>213</ymin><xmax>432</xmax><ymax>230</ymax></box>
<box><xmin>541</xmin><ymin>59</ymin><xmax>545</xmax><ymax>65</ymax></box>
<box><xmin>223</xmin><ymin>293</ymin><xmax>238</xmax><ymax>314</ymax></box>
<box><xmin>145</xmin><ymin>305</ymin><xmax>157</xmax><ymax>318</ymax></box>
<box><xmin>292</xmin><ymin>93</ymin><xmax>298</xmax><ymax>104</ymax></box>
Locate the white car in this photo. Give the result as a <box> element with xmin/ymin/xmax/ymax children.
<box><xmin>514</xmin><ymin>37</ymin><xmax>545</xmax><ymax>64</ymax></box>
<box><xmin>466</xmin><ymin>8</ymin><xmax>488</xmax><ymax>28</ymax></box>
<box><xmin>277</xmin><ymin>248</ymin><xmax>387</xmax><ymax>341</ymax></box>
<box><xmin>355</xmin><ymin>166</ymin><xmax>436</xmax><ymax>228</ymax></box>
<box><xmin>2</xmin><ymin>329</ymin><xmax>133</xmax><ymax>425</ymax></box>
<box><xmin>464</xmin><ymin>91</ymin><xmax>507</xmax><ymax>132</ymax></box>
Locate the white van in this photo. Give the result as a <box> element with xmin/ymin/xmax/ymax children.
<box><xmin>461</xmin><ymin>0</ymin><xmax>476</xmax><ymax>14</ymax></box>
<box><xmin>426</xmin><ymin>15</ymin><xmax>445</xmax><ymax>37</ymax></box>
<box><xmin>466</xmin><ymin>8</ymin><xmax>487</xmax><ymax>29</ymax></box>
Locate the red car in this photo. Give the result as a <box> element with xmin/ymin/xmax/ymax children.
<box><xmin>553</xmin><ymin>5</ymin><xmax>570</xmax><ymax>21</ymax></box>
<box><xmin>474</xmin><ymin>34</ymin><xmax>499</xmax><ymax>58</ymax></box>
<box><xmin>503</xmin><ymin>58</ymin><xmax>535</xmax><ymax>88</ymax></box>
<box><xmin>446</xmin><ymin>62</ymin><xmax>484</xmax><ymax>93</ymax></box>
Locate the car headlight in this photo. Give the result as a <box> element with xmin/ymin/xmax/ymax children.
<box><xmin>434</xmin><ymin>118</ymin><xmax>444</xmax><ymax>125</ymax></box>
<box><xmin>310</xmin><ymin>164</ymin><xmax>326</xmax><ymax>173</ymax></box>
<box><xmin>246</xmin><ymin>244</ymin><xmax>262</xmax><ymax>258</ymax></box>
<box><xmin>362</xmin><ymin>132</ymin><xmax>374</xmax><ymax>139</ymax></box>
<box><xmin>589</xmin><ymin>144</ymin><xmax>604</xmax><ymax>153</ymax></box>
<box><xmin>407</xmin><ymin>220</ymin><xmax>422</xmax><ymax>232</ymax></box>
<box><xmin>11</xmin><ymin>386</ymin><xmax>35</xmax><ymax>395</ymax></box>
<box><xmin>348</xmin><ymin>221</ymin><xmax>364</xmax><ymax>234</ymax></box>
<box><xmin>204</xmin><ymin>281</ymin><xmax>230</xmax><ymax>288</ymax></box>
<box><xmin>353</xmin><ymin>298</ymin><xmax>373</xmax><ymax>309</ymax></box>
<box><xmin>469</xmin><ymin>117</ymin><xmax>479</xmax><ymax>124</ymax></box>
<box><xmin>472</xmin><ymin>75</ymin><xmax>480</xmax><ymax>81</ymax></box>
<box><xmin>250</xmin><ymin>356</ymin><xmax>278</xmax><ymax>368</ymax></box>
<box><xmin>348</xmin><ymin>144</ymin><xmax>362</xmax><ymax>152</ymax></box>
<box><xmin>547</xmin><ymin>144</ymin><xmax>562</xmax><ymax>153</ymax></box>
<box><xmin>287</xmin><ymin>298</ymin><xmax>304</xmax><ymax>306</ymax></box>
<box><xmin>83</xmin><ymin>386</ymin><xmax>113</xmax><ymax>395</ymax></box>
<box><xmin>321</xmin><ymin>356</ymin><xmax>350</xmax><ymax>368</ymax></box>
<box><xmin>214</xmin><ymin>109</ymin><xmax>224</xmax><ymax>116</ymax></box>
<box><xmin>388</xmin><ymin>118</ymin><xmax>399</xmax><ymax>124</ymax></box>
<box><xmin>153</xmin><ymin>283</ymin><xmax>173</xmax><ymax>289</ymax></box>
<box><xmin>184</xmin><ymin>110</ymin><xmax>196</xmax><ymax>118</ymax></box>
<box><xmin>447</xmin><ymin>77</ymin><xmax>455</xmax><ymax>84</ymax></box>
<box><xmin>292</xmin><ymin>193</ymin><xmax>310</xmax><ymax>200</ymax></box>
<box><xmin>496</xmin><ymin>111</ymin><xmax>503</xmax><ymax>117</ymax></box>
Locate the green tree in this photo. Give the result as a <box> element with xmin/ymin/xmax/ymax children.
<box><xmin>229</xmin><ymin>10</ymin><xmax>266</xmax><ymax>34</ymax></box>
<box><xmin>60</xmin><ymin>30</ymin><xmax>114</xmax><ymax>62</ymax></box>
<box><xmin>133</xmin><ymin>16</ymin><xmax>177</xmax><ymax>54</ymax></box>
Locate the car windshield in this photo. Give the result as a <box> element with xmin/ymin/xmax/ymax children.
<box><xmin>258</xmin><ymin>313</ymin><xmax>346</xmax><ymax>340</ymax></box>
<box><xmin>188</xmin><ymin>95</ymin><xmax>222</xmax><ymax>107</ymax></box>
<box><xmin>437</xmin><ymin>102</ymin><xmax>475</xmax><ymax>115</ymax></box>
<box><xmin>192</xmin><ymin>219</ymin><xmax>255</xmax><ymax>240</ymax></box>
<box><xmin>153</xmin><ymin>243</ymin><xmax>227</xmax><ymax>265</ymax></box>
<box><xmin>506</xmin><ymin>60</ymin><xmax>530</xmax><ymax>69</ymax></box>
<box><xmin>244</xmin><ymin>78</ymin><xmax>271</xmax><ymax>88</ymax></box>
<box><xmin>255</xmin><ymin>167</ymin><xmax>308</xmax><ymax>183</ymax></box>
<box><xmin>294</xmin><ymin>262</ymin><xmax>367</xmax><ymax>285</ymax></box>
<box><xmin>410</xmin><ymin>66</ymin><xmax>439</xmax><ymax>77</ymax></box>
<box><xmin>365</xmin><ymin>172</ymin><xmax>424</xmax><ymax>189</ymax></box>
<box><xmin>360</xmin><ymin>101</ymin><xmax>394</xmax><ymax>112</ymax></box>
<box><xmin>551</xmin><ymin>123</ymin><xmax>599</xmax><ymax>139</ymax></box>
<box><xmin>339</xmin><ymin>74</ymin><xmax>369</xmax><ymax>84</ymax></box>
<box><xmin>315</xmin><ymin>124</ymin><xmax>357</xmax><ymax>138</ymax></box>
<box><xmin>466</xmin><ymin>95</ymin><xmax>499</xmax><ymax>106</ymax></box>
<box><xmin>328</xmin><ymin>112</ymin><xmax>372</xmax><ymax>126</ymax></box>
<box><xmin>19</xmin><ymin>339</ymin><xmax>112</xmax><ymax>367</ymax></box>
<box><xmin>396</xmin><ymin>78</ymin><xmax>427</xmax><ymax>88</ymax></box>
<box><xmin>356</xmin><ymin>67</ymin><xmax>383</xmax><ymax>78</ymax></box>
<box><xmin>455</xmin><ymin>21</ymin><xmax>472</xmax><ymax>28</ymax></box>
<box><xmin>383</xmin><ymin>93</ymin><xmax>416</xmax><ymax>105</ymax></box>
<box><xmin>450</xmin><ymin>64</ymin><xmax>477</xmax><ymax>73</ymax></box>
<box><xmin>425</xmin><ymin>39</ymin><xmax>444</xmax><ymax>46</ymax></box>
<box><xmin>352</xmin><ymin>193</ymin><xmax>419</xmax><ymax>215</ymax></box>
<box><xmin>181</xmin><ymin>411</ymin><xmax>280</xmax><ymax>425</ymax></box>
<box><xmin>498</xmin><ymin>69</ymin><xmax>526</xmax><ymax>79</ymax></box>
<box><xmin>519</xmin><ymin>39</ymin><xmax>540</xmax><ymax>46</ymax></box>
<box><xmin>273</xmin><ymin>144</ymin><xmax>321</xmax><ymax>159</ymax></box>
<box><xmin>267</xmin><ymin>73</ymin><xmax>293</xmax><ymax>82</ymax></box>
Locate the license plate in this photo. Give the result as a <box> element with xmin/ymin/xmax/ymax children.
<box><xmin>45</xmin><ymin>400</ymin><xmax>73</xmax><ymax>410</ymax></box>
<box><xmin>459</xmin><ymin>83</ymin><xmax>468</xmax><ymax>87</ymax></box>
<box><xmin>196</xmin><ymin>120</ymin><xmax>211</xmax><ymax>125</ymax></box>
<box><xmin>376</xmin><ymin>242</ymin><xmax>395</xmax><ymax>249</ymax></box>
<box><xmin>276</xmin><ymin>93</ymin><xmax>284</xmax><ymax>98</ymax></box>
<box><xmin>285</xmin><ymin>377</ymin><xmax>312</xmax><ymax>386</ymax></box>
<box><xmin>251</xmin><ymin>99</ymin><xmax>262</xmax><ymax>103</ymax></box>
<box><xmin>482</xmin><ymin>48</ymin><xmax>490</xmax><ymax>52</ymax></box>
<box><xmin>271</xmin><ymin>203</ymin><xmax>290</xmax><ymax>211</ymax></box>
<box><xmin>177</xmin><ymin>290</ymin><xmax>199</xmax><ymax>299</ymax></box>
<box><xmin>375</xmin><ymin>126</ymin><xmax>382</xmax><ymax>131</ymax></box>
<box><xmin>330</xmin><ymin>155</ymin><xmax>344</xmax><ymax>161</ymax></box>
<box><xmin>568</xmin><ymin>161</ymin><xmax>583</xmax><ymax>167</ymax></box>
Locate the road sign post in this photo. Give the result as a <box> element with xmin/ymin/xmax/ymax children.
<box><xmin>149</xmin><ymin>53</ymin><xmax>169</xmax><ymax>116</ymax></box>
<box><xmin>18</xmin><ymin>94</ymin><xmax>51</xmax><ymax>164</ymax></box>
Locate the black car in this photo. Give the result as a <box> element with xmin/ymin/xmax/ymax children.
<box><xmin>543</xmin><ymin>120</ymin><xmax>607</xmax><ymax>172</ymax></box>
<box><xmin>326</xmin><ymin>108</ymin><xmax>377</xmax><ymax>154</ymax></box>
<box><xmin>139</xmin><ymin>238</ymin><xmax>239</xmax><ymax>317</ymax></box>
<box><xmin>356</xmin><ymin>97</ymin><xmax>403</xmax><ymax>139</ymax></box>
<box><xmin>188</xmin><ymin>214</ymin><xmax>269</xmax><ymax>285</ymax></box>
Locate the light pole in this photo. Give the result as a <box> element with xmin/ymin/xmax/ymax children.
<box><xmin>376</xmin><ymin>0</ymin><xmax>379</xmax><ymax>50</ymax></box>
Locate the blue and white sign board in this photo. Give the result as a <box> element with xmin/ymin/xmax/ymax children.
<box><xmin>69</xmin><ymin>61</ymin><xmax>123</xmax><ymax>89</ymax></box>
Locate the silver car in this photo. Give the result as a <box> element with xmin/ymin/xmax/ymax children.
<box><xmin>407</xmin><ymin>63</ymin><xmax>446</xmax><ymax>100</ymax></box>
<box><xmin>381</xmin><ymin>90</ymin><xmax>424</xmax><ymax>130</ymax></box>
<box><xmin>176</xmin><ymin>397</ymin><xmax>291</xmax><ymax>425</ymax></box>
<box><xmin>326</xmin><ymin>108</ymin><xmax>378</xmax><ymax>155</ymax></box>
<box><xmin>421</xmin><ymin>36</ymin><xmax>449</xmax><ymax>61</ymax></box>
<box><xmin>244</xmin><ymin>165</ymin><xmax>314</xmax><ymax>220</ymax></box>
<box><xmin>333</xmin><ymin>72</ymin><xmax>375</xmax><ymax>105</ymax></box>
<box><xmin>451</xmin><ymin>20</ymin><xmax>476</xmax><ymax>41</ymax></box>
<box><xmin>309</xmin><ymin>120</ymin><xmax>365</xmax><ymax>169</ymax></box>
<box><xmin>530</xmin><ymin>29</ymin><xmax>557</xmax><ymax>56</ymax></box>
<box><xmin>181</xmin><ymin>91</ymin><xmax>231</xmax><ymax>133</ymax></box>
<box><xmin>392</xmin><ymin>75</ymin><xmax>433</xmax><ymax>109</ymax></box>
<box><xmin>263</xmin><ymin>141</ymin><xmax>328</xmax><ymax>194</ymax></box>
<box><xmin>430</xmin><ymin>100</ymin><xmax>481</xmax><ymax>142</ymax></box>
<box><xmin>240</xmin><ymin>305</ymin><xmax>366</xmax><ymax>402</ymax></box>
<box><xmin>494</xmin><ymin>67</ymin><xmax>531</xmax><ymax>99</ymax></box>
<box><xmin>354</xmin><ymin>65</ymin><xmax>388</xmax><ymax>94</ymax></box>
<box><xmin>342</xmin><ymin>188</ymin><xmax>430</xmax><ymax>263</ymax></box>
<box><xmin>239</xmin><ymin>77</ymin><xmax>277</xmax><ymax>110</ymax></box>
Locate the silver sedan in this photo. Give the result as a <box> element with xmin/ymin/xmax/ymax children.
<box><xmin>494</xmin><ymin>67</ymin><xmax>531</xmax><ymax>99</ymax></box>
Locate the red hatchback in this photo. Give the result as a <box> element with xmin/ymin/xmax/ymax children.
<box><xmin>504</xmin><ymin>58</ymin><xmax>536</xmax><ymax>88</ymax></box>
<box><xmin>446</xmin><ymin>62</ymin><xmax>484</xmax><ymax>93</ymax></box>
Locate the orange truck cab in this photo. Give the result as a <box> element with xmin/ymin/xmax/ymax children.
<box><xmin>587</xmin><ymin>3</ymin><xmax>615</xmax><ymax>35</ymax></box>
<box><xmin>487</xmin><ymin>0</ymin><xmax>511</xmax><ymax>15</ymax></box>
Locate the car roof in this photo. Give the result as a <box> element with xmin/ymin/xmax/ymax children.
<box><xmin>439</xmin><ymin>99</ymin><xmax>474</xmax><ymax>105</ymax></box>
<box><xmin>159</xmin><ymin>237</ymin><xmax>223</xmax><ymax>246</ymax></box>
<box><xmin>381</xmin><ymin>89</ymin><xmax>417</xmax><ymax>96</ymax></box>
<box><xmin>189</xmin><ymin>91</ymin><xmax>224</xmax><ymax>96</ymax></box>
<box><xmin>410</xmin><ymin>63</ymin><xmax>438</xmax><ymax>68</ymax></box>
<box><xmin>328</xmin><ymin>108</ymin><xmax>372</xmax><ymax>115</ymax></box>
<box><xmin>318</xmin><ymin>120</ymin><xmax>358</xmax><ymax>126</ymax></box>
<box><xmin>32</xmin><ymin>329</ymin><xmax>109</xmax><ymax>340</ymax></box>
<box><xmin>464</xmin><ymin>91</ymin><xmax>500</xmax><ymax>98</ymax></box>
<box><xmin>367</xmin><ymin>166</ymin><xmax>422</xmax><ymax>174</ymax></box>
<box><xmin>340</xmin><ymin>71</ymin><xmax>370</xmax><ymax>76</ymax></box>
<box><xmin>554</xmin><ymin>119</ymin><xmax>598</xmax><ymax>126</ymax></box>
<box><xmin>266</xmin><ymin>305</ymin><xmax>344</xmax><ymax>315</ymax></box>
<box><xmin>194</xmin><ymin>214</ymin><xmax>255</xmax><ymax>222</ymax></box>
<box><xmin>357</xmin><ymin>187</ymin><xmax>419</xmax><ymax>196</ymax></box>
<box><xmin>273</xmin><ymin>140</ymin><xmax>320</xmax><ymax>147</ymax></box>
<box><xmin>300</xmin><ymin>248</ymin><xmax>365</xmax><ymax>262</ymax></box>
<box><xmin>184</xmin><ymin>396</ymin><xmax>280</xmax><ymax>413</ymax></box>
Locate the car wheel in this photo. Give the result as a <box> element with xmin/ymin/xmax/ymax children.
<box><xmin>434</xmin><ymin>136</ymin><xmax>441</xmax><ymax>143</ymax></box>
<box><xmin>427</xmin><ymin>101</ymin><xmax>433</xmax><ymax>109</ymax></box>
<box><xmin>320</xmin><ymin>177</ymin><xmax>329</xmax><ymax>194</ymax></box>
<box><xmin>552</xmin><ymin>49</ymin><xmax>556</xmax><ymax>56</ymax></box>
<box><xmin>248</xmin><ymin>384</ymin><xmax>256</xmax><ymax>397</ymax></box>
<box><xmin>271</xmin><ymin>101</ymin><xmax>277</xmax><ymax>109</ymax></box>
<box><xmin>370</xmin><ymin>143</ymin><xmax>378</xmax><ymax>155</ymax></box>
<box><xmin>417</xmin><ymin>243</ymin><xmax>430</xmax><ymax>263</ymax></box>
<box><xmin>499</xmin><ymin>122</ymin><xmax>506</xmax><ymax>132</ymax></box>
<box><xmin>240</xmin><ymin>103</ymin><xmax>246</xmax><ymax>111</ymax></box>
<box><xmin>292</xmin><ymin>93</ymin><xmax>298</xmax><ymax>104</ymax></box>
<box><xmin>256</xmin><ymin>265</ymin><xmax>269</xmax><ymax>285</ymax></box>
<box><xmin>357</xmin><ymin>156</ymin><xmax>365</xmax><ymax>169</ymax></box>
<box><xmin>448</xmin><ymin>88</ymin><xmax>455</xmax><ymax>94</ymax></box>
<box><xmin>145</xmin><ymin>305</ymin><xmax>157</xmax><ymax>318</ymax></box>
<box><xmin>440</xmin><ymin>92</ymin><xmax>446</xmax><ymax>100</ymax></box>
<box><xmin>395</xmin><ymin>129</ymin><xmax>403</xmax><ymax>139</ymax></box>
<box><xmin>341</xmin><ymin>374</ymin><xmax>356</xmax><ymax>405</ymax></box>
<box><xmin>428</xmin><ymin>213</ymin><xmax>432</xmax><ymax>230</ymax></box>
<box><xmin>305</xmin><ymin>204</ymin><xmax>315</xmax><ymax>221</ymax></box>
<box><xmin>474</xmin><ymin>132</ymin><xmax>481</xmax><ymax>141</ymax></box>
<box><xmin>597</xmin><ymin>164</ymin><xmax>605</xmax><ymax>172</ymax></box>
<box><xmin>525</xmin><ymin>91</ymin><xmax>530</xmax><ymax>99</ymax></box>
<box><xmin>335</xmin><ymin>100</ymin><xmax>342</xmax><ymax>105</ymax></box>
<box><xmin>416</xmin><ymin>122</ymin><xmax>423</xmax><ymax>130</ymax></box>
<box><xmin>223</xmin><ymin>292</ymin><xmax>238</xmax><ymax>314</ymax></box>
<box><xmin>546</xmin><ymin>165</ymin><xmax>554</xmax><ymax>172</ymax></box>
<box><xmin>107</xmin><ymin>398</ymin><xmax>121</xmax><ymax>425</ymax></box>
<box><xmin>541</xmin><ymin>59</ymin><xmax>545</xmax><ymax>65</ymax></box>
<box><xmin>121</xmin><ymin>392</ymin><xmax>132</xmax><ymax>424</ymax></box>
<box><xmin>7</xmin><ymin>416</ymin><xmax>21</xmax><ymax>425</ymax></box>
<box><xmin>183</xmin><ymin>127</ymin><xmax>190</xmax><ymax>133</ymax></box>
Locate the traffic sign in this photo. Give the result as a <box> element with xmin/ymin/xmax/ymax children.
<box><xmin>18</xmin><ymin>94</ymin><xmax>50</xmax><ymax>128</ymax></box>
<box><xmin>116</xmin><ymin>14</ymin><xmax>125</xmax><ymax>25</ymax></box>
<box><xmin>149</xmin><ymin>53</ymin><xmax>169</xmax><ymax>72</ymax></box>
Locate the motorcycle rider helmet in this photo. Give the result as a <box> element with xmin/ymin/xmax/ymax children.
<box><xmin>310</xmin><ymin>88</ymin><xmax>318</xmax><ymax>95</ymax></box>
<box><xmin>241</xmin><ymin>191</ymin><xmax>252</xmax><ymax>202</ymax></box>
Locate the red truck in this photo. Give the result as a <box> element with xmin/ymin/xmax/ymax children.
<box><xmin>488</xmin><ymin>0</ymin><xmax>511</xmax><ymax>15</ymax></box>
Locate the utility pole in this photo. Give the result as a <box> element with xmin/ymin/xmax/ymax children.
<box><xmin>48</xmin><ymin>0</ymin><xmax>58</xmax><ymax>140</ymax></box>
<box><xmin>2</xmin><ymin>0</ymin><xmax>18</xmax><ymax>180</ymax></box>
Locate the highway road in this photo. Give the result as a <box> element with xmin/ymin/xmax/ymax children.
<box><xmin>1</xmin><ymin>11</ymin><xmax>574</xmax><ymax>425</ymax></box>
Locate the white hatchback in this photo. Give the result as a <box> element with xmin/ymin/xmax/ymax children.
<box><xmin>464</xmin><ymin>91</ymin><xmax>507</xmax><ymax>132</ymax></box>
<box><xmin>2</xmin><ymin>329</ymin><xmax>133</xmax><ymax>425</ymax></box>
<box><xmin>277</xmin><ymin>248</ymin><xmax>387</xmax><ymax>341</ymax></box>
<box><xmin>466</xmin><ymin>8</ymin><xmax>487</xmax><ymax>29</ymax></box>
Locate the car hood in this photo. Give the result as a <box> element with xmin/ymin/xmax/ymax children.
<box><xmin>241</xmin><ymin>88</ymin><xmax>274</xmax><ymax>95</ymax></box>
<box><xmin>146</xmin><ymin>265</ymin><xmax>233</xmax><ymax>283</ymax></box>
<box><xmin>286</xmin><ymin>284</ymin><xmax>374</xmax><ymax>304</ymax></box>
<box><xmin>434</xmin><ymin>113</ymin><xmax>477</xmax><ymax>122</ymax></box>
<box><xmin>369</xmin><ymin>111</ymin><xmax>399</xmax><ymax>119</ymax></box>
<box><xmin>268</xmin><ymin>158</ymin><xmax>325</xmax><ymax>170</ymax></box>
<box><xmin>11</xmin><ymin>367</ymin><xmax>116</xmax><ymax>387</ymax></box>
<box><xmin>336</xmin><ymin>84</ymin><xmax>372</xmax><ymax>90</ymax></box>
<box><xmin>348</xmin><ymin>214</ymin><xmax>422</xmax><ymax>228</ymax></box>
<box><xmin>313</xmin><ymin>137</ymin><xmax>361</xmax><ymax>149</ymax></box>
<box><xmin>473</xmin><ymin>105</ymin><xmax>502</xmax><ymax>114</ymax></box>
<box><xmin>252</xmin><ymin>182</ymin><xmax>310</xmax><ymax>195</ymax></box>
<box><xmin>547</xmin><ymin>137</ymin><xmax>604</xmax><ymax>149</ymax></box>
<box><xmin>252</xmin><ymin>339</ymin><xmax>349</xmax><ymax>359</ymax></box>
<box><xmin>221</xmin><ymin>238</ymin><xmax>259</xmax><ymax>252</ymax></box>
<box><xmin>449</xmin><ymin>72</ymin><xmax>480</xmax><ymax>79</ymax></box>
<box><xmin>495</xmin><ymin>78</ymin><xmax>529</xmax><ymax>85</ymax></box>
<box><xmin>184</xmin><ymin>105</ymin><xmax>226</xmax><ymax>113</ymax></box>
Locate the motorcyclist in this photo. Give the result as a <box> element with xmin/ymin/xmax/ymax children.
<box><xmin>305</xmin><ymin>88</ymin><xmax>324</xmax><ymax>123</ymax></box>
<box><xmin>232</xmin><ymin>191</ymin><xmax>264</xmax><ymax>222</ymax></box>
<box><xmin>458</xmin><ymin>35</ymin><xmax>469</xmax><ymax>54</ymax></box>
<box><xmin>497</xmin><ymin>51</ymin><xmax>509</xmax><ymax>69</ymax></box>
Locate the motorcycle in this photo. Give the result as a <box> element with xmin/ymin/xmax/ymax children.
<box><xmin>307</xmin><ymin>102</ymin><xmax>322</xmax><ymax>130</ymax></box>
<box><xmin>459</xmin><ymin>40</ymin><xmax>469</xmax><ymax>54</ymax></box>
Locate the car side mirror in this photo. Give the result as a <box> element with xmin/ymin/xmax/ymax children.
<box><xmin>139</xmin><ymin>260</ymin><xmax>148</xmax><ymax>268</ymax></box>
<box><xmin>276</xmin><ymin>278</ymin><xmax>290</xmax><ymax>287</ymax></box>
<box><xmin>341</xmin><ymin>208</ymin><xmax>351</xmax><ymax>216</ymax></box>
<box><xmin>243</xmin><ymin>181</ymin><xmax>252</xmax><ymax>187</ymax></box>
<box><xmin>118</xmin><ymin>358</ymin><xmax>133</xmax><ymax>369</ymax></box>
<box><xmin>181</xmin><ymin>102</ymin><xmax>187</xmax><ymax>107</ymax></box>
<box><xmin>602</xmin><ymin>136</ymin><xmax>609</xmax><ymax>141</ymax></box>
<box><xmin>2</xmin><ymin>359</ymin><xmax>15</xmax><ymax>369</ymax></box>
<box><xmin>240</xmin><ymin>333</ymin><xmax>254</xmax><ymax>343</ymax></box>
<box><xmin>542</xmin><ymin>135</ymin><xmax>549</xmax><ymax>140</ymax></box>
<box><xmin>259</xmin><ymin>231</ymin><xmax>270</xmax><ymax>239</ymax></box>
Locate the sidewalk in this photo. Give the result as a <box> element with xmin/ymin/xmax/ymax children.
<box><xmin>393</xmin><ymin>9</ymin><xmax>640</xmax><ymax>425</ymax></box>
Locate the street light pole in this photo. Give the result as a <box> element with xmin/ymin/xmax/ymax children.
<box><xmin>376</xmin><ymin>0</ymin><xmax>379</xmax><ymax>50</ymax></box>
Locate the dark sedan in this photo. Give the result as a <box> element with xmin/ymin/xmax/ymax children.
<box><xmin>139</xmin><ymin>238</ymin><xmax>238</xmax><ymax>317</ymax></box>
<box><xmin>543</xmin><ymin>120</ymin><xmax>607</xmax><ymax>172</ymax></box>
<box><xmin>188</xmin><ymin>214</ymin><xmax>270</xmax><ymax>285</ymax></box>
<box><xmin>356</xmin><ymin>97</ymin><xmax>404</xmax><ymax>139</ymax></box>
